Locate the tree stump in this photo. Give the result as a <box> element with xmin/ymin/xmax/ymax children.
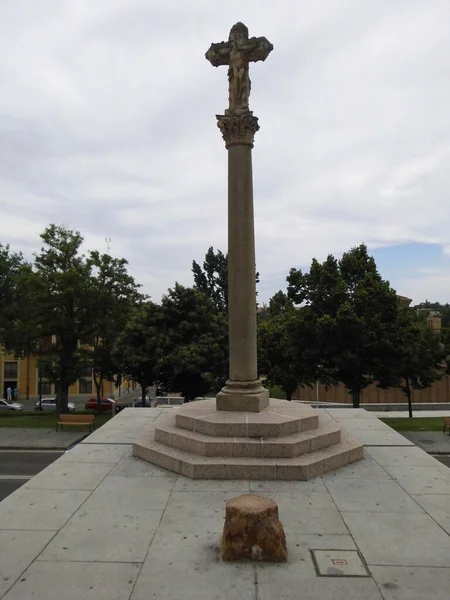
<box><xmin>222</xmin><ymin>494</ymin><xmax>287</xmax><ymax>562</ymax></box>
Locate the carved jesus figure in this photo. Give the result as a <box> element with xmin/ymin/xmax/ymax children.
<box><xmin>206</xmin><ymin>22</ymin><xmax>273</xmax><ymax>113</ymax></box>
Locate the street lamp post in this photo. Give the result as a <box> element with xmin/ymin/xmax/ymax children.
<box><xmin>315</xmin><ymin>364</ymin><xmax>323</xmax><ymax>409</ymax></box>
<box><xmin>38</xmin><ymin>364</ymin><xmax>43</xmax><ymax>411</ymax></box>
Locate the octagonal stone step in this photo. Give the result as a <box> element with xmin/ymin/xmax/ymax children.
<box><xmin>175</xmin><ymin>399</ymin><xmax>318</xmax><ymax>438</ymax></box>
<box><xmin>154</xmin><ymin>419</ymin><xmax>341</xmax><ymax>458</ymax></box>
<box><xmin>133</xmin><ymin>430</ymin><xmax>364</xmax><ymax>480</ymax></box>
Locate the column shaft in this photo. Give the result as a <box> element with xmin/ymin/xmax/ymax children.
<box><xmin>227</xmin><ymin>143</ymin><xmax>258</xmax><ymax>382</ymax></box>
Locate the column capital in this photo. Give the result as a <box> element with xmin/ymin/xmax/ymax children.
<box><xmin>216</xmin><ymin>112</ymin><xmax>259</xmax><ymax>148</ymax></box>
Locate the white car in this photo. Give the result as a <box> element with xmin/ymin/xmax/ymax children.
<box><xmin>0</xmin><ymin>399</ymin><xmax>24</xmax><ymax>411</ymax></box>
<box><xmin>34</xmin><ymin>398</ymin><xmax>77</xmax><ymax>412</ymax></box>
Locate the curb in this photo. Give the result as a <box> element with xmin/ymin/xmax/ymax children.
<box><xmin>0</xmin><ymin>447</ymin><xmax>68</xmax><ymax>451</ymax></box>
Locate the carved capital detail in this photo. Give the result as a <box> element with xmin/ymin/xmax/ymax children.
<box><xmin>216</xmin><ymin>113</ymin><xmax>259</xmax><ymax>147</ymax></box>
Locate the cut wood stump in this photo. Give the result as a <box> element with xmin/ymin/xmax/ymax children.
<box><xmin>222</xmin><ymin>494</ymin><xmax>287</xmax><ymax>562</ymax></box>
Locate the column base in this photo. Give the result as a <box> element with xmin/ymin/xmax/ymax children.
<box><xmin>216</xmin><ymin>380</ymin><xmax>270</xmax><ymax>413</ymax></box>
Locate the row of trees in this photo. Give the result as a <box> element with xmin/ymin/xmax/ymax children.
<box><xmin>259</xmin><ymin>246</ymin><xmax>447</xmax><ymax>415</ymax></box>
<box><xmin>0</xmin><ymin>226</ymin><xmax>229</xmax><ymax>412</ymax></box>
<box><xmin>1</xmin><ymin>225</ymin><xmax>448</xmax><ymax>415</ymax></box>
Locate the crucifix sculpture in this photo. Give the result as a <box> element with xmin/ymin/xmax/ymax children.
<box><xmin>206</xmin><ymin>22</ymin><xmax>273</xmax><ymax>114</ymax></box>
<box><xmin>206</xmin><ymin>23</ymin><xmax>273</xmax><ymax>412</ymax></box>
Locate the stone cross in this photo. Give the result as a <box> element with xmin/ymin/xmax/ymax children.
<box><xmin>206</xmin><ymin>23</ymin><xmax>273</xmax><ymax>413</ymax></box>
<box><xmin>206</xmin><ymin>22</ymin><xmax>273</xmax><ymax>114</ymax></box>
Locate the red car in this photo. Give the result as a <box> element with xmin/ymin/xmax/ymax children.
<box><xmin>85</xmin><ymin>397</ymin><xmax>120</xmax><ymax>412</ymax></box>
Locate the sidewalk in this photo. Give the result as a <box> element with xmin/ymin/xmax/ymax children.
<box><xmin>0</xmin><ymin>429</ymin><xmax>84</xmax><ymax>450</ymax></box>
<box><xmin>1</xmin><ymin>406</ymin><xmax>449</xmax><ymax>599</ymax></box>
<box><xmin>372</xmin><ymin>410</ymin><xmax>450</xmax><ymax>418</ymax></box>
<box><xmin>401</xmin><ymin>431</ymin><xmax>450</xmax><ymax>454</ymax></box>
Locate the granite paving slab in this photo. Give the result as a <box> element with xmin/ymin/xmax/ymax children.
<box><xmin>325</xmin><ymin>478</ymin><xmax>425</xmax><ymax>513</ymax></box>
<box><xmin>37</xmin><ymin>506</ymin><xmax>161</xmax><ymax>562</ymax></box>
<box><xmin>350</xmin><ymin>429</ymin><xmax>415</xmax><ymax>446</ymax></box>
<box><xmin>108</xmin><ymin>450</ymin><xmax>178</xmax><ymax>478</ymax></box>
<box><xmin>174</xmin><ymin>477</ymin><xmax>251</xmax><ymax>492</ymax></box>
<box><xmin>322</xmin><ymin>453</ymin><xmax>392</xmax><ymax>479</ymax></box>
<box><xmin>81</xmin><ymin>418</ymin><xmax>156</xmax><ymax>444</ymax></box>
<box><xmin>412</xmin><ymin>494</ymin><xmax>450</xmax><ymax>534</ymax></box>
<box><xmin>3</xmin><ymin>561</ymin><xmax>141</xmax><ymax>600</ymax></box>
<box><xmin>0</xmin><ymin>530</ymin><xmax>55</xmax><ymax>597</ymax></box>
<box><xmin>249</xmin><ymin>478</ymin><xmax>327</xmax><ymax>493</ymax></box>
<box><xmin>383</xmin><ymin>464</ymin><xmax>450</xmax><ymax>495</ymax></box>
<box><xmin>61</xmin><ymin>443</ymin><xmax>131</xmax><ymax>463</ymax></box>
<box><xmin>24</xmin><ymin>461</ymin><xmax>115</xmax><ymax>491</ymax></box>
<box><xmin>366</xmin><ymin>445</ymin><xmax>439</xmax><ymax>467</ymax></box>
<box><xmin>0</xmin><ymin>488</ymin><xmax>91</xmax><ymax>530</ymax></box>
<box><xmin>371</xmin><ymin>565</ymin><xmax>450</xmax><ymax>600</ymax></box>
<box><xmin>342</xmin><ymin>512</ymin><xmax>450</xmax><ymax>566</ymax></box>
<box><xmin>115</xmin><ymin>408</ymin><xmax>164</xmax><ymax>418</ymax></box>
<box><xmin>130</xmin><ymin>531</ymin><xmax>255</xmax><ymax>600</ymax></box>
<box><xmin>256</xmin><ymin>560</ymin><xmax>383</xmax><ymax>600</ymax></box>
<box><xmin>82</xmin><ymin>475</ymin><xmax>175</xmax><ymax>511</ymax></box>
<box><xmin>158</xmin><ymin>490</ymin><xmax>231</xmax><ymax>535</ymax></box>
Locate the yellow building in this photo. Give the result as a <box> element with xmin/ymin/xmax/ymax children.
<box><xmin>0</xmin><ymin>342</ymin><xmax>118</xmax><ymax>401</ymax></box>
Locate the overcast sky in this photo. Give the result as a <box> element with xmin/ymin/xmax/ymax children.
<box><xmin>1</xmin><ymin>0</ymin><xmax>449</xmax><ymax>304</ymax></box>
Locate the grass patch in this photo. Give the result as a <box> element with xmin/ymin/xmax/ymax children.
<box><xmin>267</xmin><ymin>385</ymin><xmax>286</xmax><ymax>399</ymax></box>
<box><xmin>0</xmin><ymin>411</ymin><xmax>112</xmax><ymax>429</ymax></box>
<box><xmin>381</xmin><ymin>417</ymin><xmax>446</xmax><ymax>432</ymax></box>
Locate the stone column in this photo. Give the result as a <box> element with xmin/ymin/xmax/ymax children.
<box><xmin>215</xmin><ymin>112</ymin><xmax>269</xmax><ymax>413</ymax></box>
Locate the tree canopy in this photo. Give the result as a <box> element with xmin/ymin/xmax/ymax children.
<box><xmin>10</xmin><ymin>225</ymin><xmax>142</xmax><ymax>413</ymax></box>
<box><xmin>286</xmin><ymin>245</ymin><xmax>405</xmax><ymax>407</ymax></box>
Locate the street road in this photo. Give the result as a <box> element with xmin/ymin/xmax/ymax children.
<box><xmin>0</xmin><ymin>450</ymin><xmax>63</xmax><ymax>501</ymax></box>
<box><xmin>433</xmin><ymin>454</ymin><xmax>450</xmax><ymax>468</ymax></box>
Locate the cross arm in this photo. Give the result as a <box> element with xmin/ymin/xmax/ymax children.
<box><xmin>205</xmin><ymin>41</ymin><xmax>230</xmax><ymax>67</ymax></box>
<box><xmin>244</xmin><ymin>36</ymin><xmax>274</xmax><ymax>63</ymax></box>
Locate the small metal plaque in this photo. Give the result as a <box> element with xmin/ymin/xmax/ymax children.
<box><xmin>311</xmin><ymin>550</ymin><xmax>370</xmax><ymax>577</ymax></box>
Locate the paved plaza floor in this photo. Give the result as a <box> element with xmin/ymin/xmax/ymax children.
<box><xmin>1</xmin><ymin>405</ymin><xmax>449</xmax><ymax>599</ymax></box>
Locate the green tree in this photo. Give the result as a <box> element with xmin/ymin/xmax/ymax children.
<box><xmin>14</xmin><ymin>224</ymin><xmax>142</xmax><ymax>413</ymax></box>
<box><xmin>86</xmin><ymin>251</ymin><xmax>144</xmax><ymax>411</ymax></box>
<box><xmin>112</xmin><ymin>302</ymin><xmax>162</xmax><ymax>404</ymax></box>
<box><xmin>287</xmin><ymin>245</ymin><xmax>400</xmax><ymax>407</ymax></box>
<box><xmin>192</xmin><ymin>247</ymin><xmax>228</xmax><ymax>311</ymax></box>
<box><xmin>192</xmin><ymin>246</ymin><xmax>260</xmax><ymax>312</ymax></box>
<box><xmin>258</xmin><ymin>290</ymin><xmax>320</xmax><ymax>400</ymax></box>
<box><xmin>157</xmin><ymin>284</ymin><xmax>228</xmax><ymax>401</ymax></box>
<box><xmin>379</xmin><ymin>307</ymin><xmax>445</xmax><ymax>417</ymax></box>
<box><xmin>0</xmin><ymin>244</ymin><xmax>27</xmax><ymax>349</ymax></box>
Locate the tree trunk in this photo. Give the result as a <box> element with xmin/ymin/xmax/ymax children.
<box><xmin>141</xmin><ymin>386</ymin><xmax>147</xmax><ymax>407</ymax></box>
<box><xmin>405</xmin><ymin>378</ymin><xmax>413</xmax><ymax>418</ymax></box>
<box><xmin>352</xmin><ymin>389</ymin><xmax>361</xmax><ymax>408</ymax></box>
<box><xmin>56</xmin><ymin>383</ymin><xmax>70</xmax><ymax>414</ymax></box>
<box><xmin>93</xmin><ymin>373</ymin><xmax>103</xmax><ymax>415</ymax></box>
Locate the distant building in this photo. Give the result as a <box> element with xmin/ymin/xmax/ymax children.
<box><xmin>293</xmin><ymin>294</ymin><xmax>447</xmax><ymax>405</ymax></box>
<box><xmin>0</xmin><ymin>336</ymin><xmax>120</xmax><ymax>401</ymax></box>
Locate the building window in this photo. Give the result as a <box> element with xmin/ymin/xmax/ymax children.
<box><xmin>4</xmin><ymin>362</ymin><xmax>18</xmax><ymax>378</ymax></box>
<box><xmin>79</xmin><ymin>378</ymin><xmax>93</xmax><ymax>394</ymax></box>
<box><xmin>39</xmin><ymin>382</ymin><xmax>52</xmax><ymax>395</ymax></box>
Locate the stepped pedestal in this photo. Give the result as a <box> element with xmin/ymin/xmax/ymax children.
<box><xmin>133</xmin><ymin>399</ymin><xmax>364</xmax><ymax>480</ymax></box>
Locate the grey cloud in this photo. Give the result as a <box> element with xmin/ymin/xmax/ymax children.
<box><xmin>0</xmin><ymin>0</ymin><xmax>449</xmax><ymax>304</ymax></box>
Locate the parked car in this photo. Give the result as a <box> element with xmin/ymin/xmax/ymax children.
<box><xmin>85</xmin><ymin>397</ymin><xmax>121</xmax><ymax>412</ymax></box>
<box><xmin>34</xmin><ymin>398</ymin><xmax>77</xmax><ymax>412</ymax></box>
<box><xmin>0</xmin><ymin>398</ymin><xmax>24</xmax><ymax>411</ymax></box>
<box><xmin>133</xmin><ymin>395</ymin><xmax>151</xmax><ymax>407</ymax></box>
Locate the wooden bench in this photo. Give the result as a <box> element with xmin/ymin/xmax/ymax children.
<box><xmin>56</xmin><ymin>414</ymin><xmax>95</xmax><ymax>432</ymax></box>
<box><xmin>443</xmin><ymin>418</ymin><xmax>450</xmax><ymax>435</ymax></box>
